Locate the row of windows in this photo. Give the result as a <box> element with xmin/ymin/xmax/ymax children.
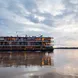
<box><xmin>0</xmin><ymin>46</ymin><xmax>41</xmax><ymax>49</ymax></box>
<box><xmin>0</xmin><ymin>38</ymin><xmax>51</xmax><ymax>42</ymax></box>
<box><xmin>0</xmin><ymin>42</ymin><xmax>51</xmax><ymax>46</ymax></box>
<box><xmin>0</xmin><ymin>42</ymin><xmax>43</xmax><ymax>45</ymax></box>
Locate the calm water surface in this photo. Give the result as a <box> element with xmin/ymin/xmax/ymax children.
<box><xmin>0</xmin><ymin>49</ymin><xmax>78</xmax><ymax>78</ymax></box>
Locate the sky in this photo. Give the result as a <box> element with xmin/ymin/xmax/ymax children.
<box><xmin>0</xmin><ymin>0</ymin><xmax>78</xmax><ymax>47</ymax></box>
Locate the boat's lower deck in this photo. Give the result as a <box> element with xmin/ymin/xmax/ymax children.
<box><xmin>0</xmin><ymin>46</ymin><xmax>54</xmax><ymax>52</ymax></box>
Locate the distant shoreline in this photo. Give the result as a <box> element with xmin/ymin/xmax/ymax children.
<box><xmin>54</xmin><ymin>47</ymin><xmax>78</xmax><ymax>49</ymax></box>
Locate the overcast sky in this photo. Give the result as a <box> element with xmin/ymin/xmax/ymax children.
<box><xmin>0</xmin><ymin>0</ymin><xmax>78</xmax><ymax>47</ymax></box>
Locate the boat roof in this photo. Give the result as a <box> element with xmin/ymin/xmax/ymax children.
<box><xmin>0</xmin><ymin>36</ymin><xmax>53</xmax><ymax>38</ymax></box>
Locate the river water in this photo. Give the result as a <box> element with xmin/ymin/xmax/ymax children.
<box><xmin>0</xmin><ymin>49</ymin><xmax>78</xmax><ymax>78</ymax></box>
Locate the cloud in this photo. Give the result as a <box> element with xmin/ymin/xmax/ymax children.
<box><xmin>36</xmin><ymin>0</ymin><xmax>64</xmax><ymax>16</ymax></box>
<box><xmin>49</xmin><ymin>0</ymin><xmax>78</xmax><ymax>47</ymax></box>
<box><xmin>0</xmin><ymin>0</ymin><xmax>78</xmax><ymax>47</ymax></box>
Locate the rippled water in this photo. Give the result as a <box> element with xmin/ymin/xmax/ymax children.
<box><xmin>0</xmin><ymin>49</ymin><xmax>78</xmax><ymax>78</ymax></box>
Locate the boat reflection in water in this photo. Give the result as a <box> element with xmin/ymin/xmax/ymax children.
<box><xmin>0</xmin><ymin>51</ymin><xmax>53</xmax><ymax>67</ymax></box>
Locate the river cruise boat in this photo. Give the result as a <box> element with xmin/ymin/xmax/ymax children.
<box><xmin>0</xmin><ymin>35</ymin><xmax>54</xmax><ymax>51</ymax></box>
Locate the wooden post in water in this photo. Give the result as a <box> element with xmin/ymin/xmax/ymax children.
<box><xmin>24</xmin><ymin>51</ymin><xmax>26</xmax><ymax>60</ymax></box>
<box><xmin>9</xmin><ymin>51</ymin><xmax>12</xmax><ymax>59</ymax></box>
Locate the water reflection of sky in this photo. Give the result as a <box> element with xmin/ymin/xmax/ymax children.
<box><xmin>0</xmin><ymin>50</ymin><xmax>78</xmax><ymax>78</ymax></box>
<box><xmin>54</xmin><ymin>49</ymin><xmax>78</xmax><ymax>76</ymax></box>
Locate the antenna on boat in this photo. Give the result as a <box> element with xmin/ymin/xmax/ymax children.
<box><xmin>25</xmin><ymin>35</ymin><xmax>27</xmax><ymax>37</ymax></box>
<box><xmin>16</xmin><ymin>31</ymin><xmax>18</xmax><ymax>37</ymax></box>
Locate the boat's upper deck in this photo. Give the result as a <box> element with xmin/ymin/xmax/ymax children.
<box><xmin>0</xmin><ymin>36</ymin><xmax>54</xmax><ymax>47</ymax></box>
<box><xmin>0</xmin><ymin>36</ymin><xmax>53</xmax><ymax>42</ymax></box>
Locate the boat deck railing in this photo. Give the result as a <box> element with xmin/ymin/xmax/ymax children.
<box><xmin>0</xmin><ymin>40</ymin><xmax>51</xmax><ymax>42</ymax></box>
<box><xmin>0</xmin><ymin>45</ymin><xmax>51</xmax><ymax>47</ymax></box>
